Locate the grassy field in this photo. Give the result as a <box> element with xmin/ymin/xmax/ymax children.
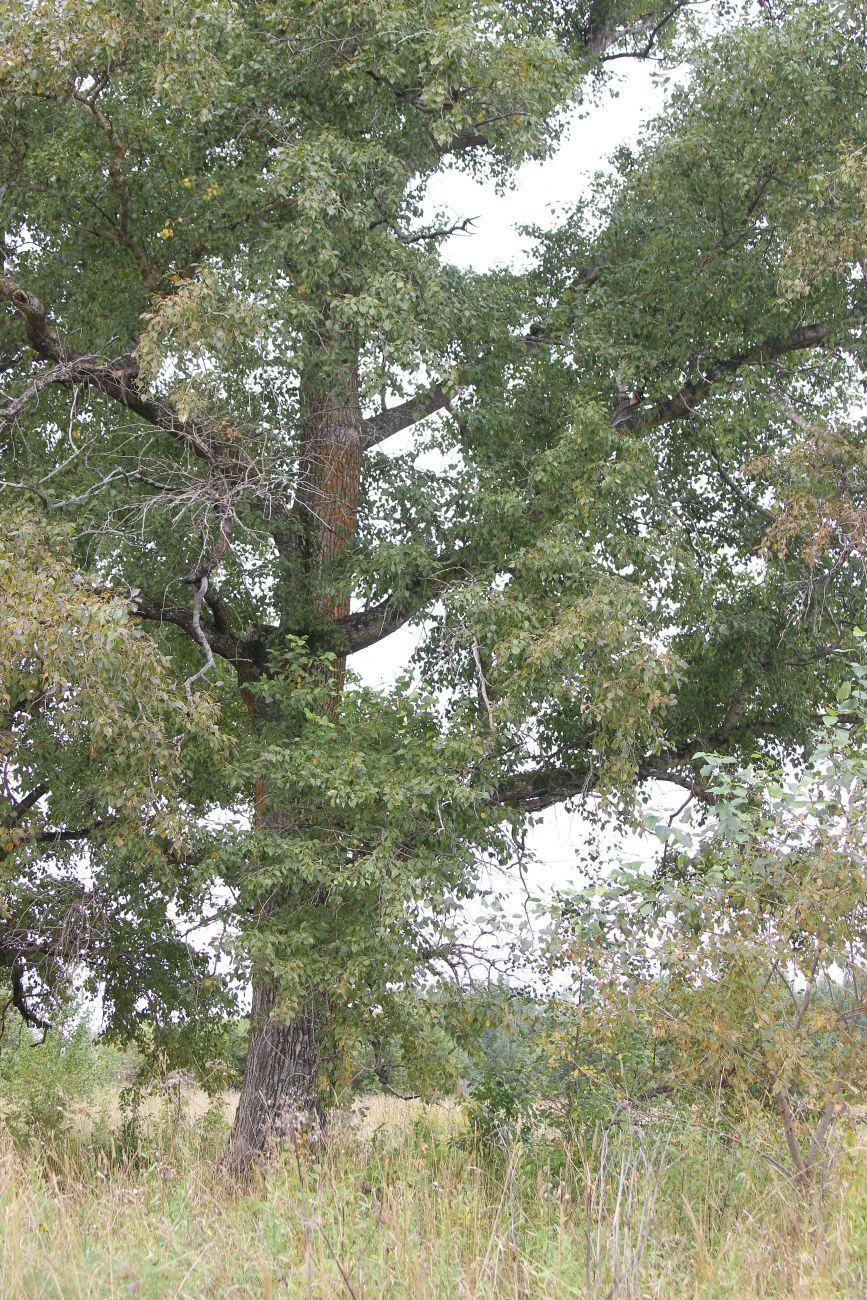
<box><xmin>0</xmin><ymin>1090</ymin><xmax>865</xmax><ymax>1298</ymax></box>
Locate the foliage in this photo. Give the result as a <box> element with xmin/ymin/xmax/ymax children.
<box><xmin>544</xmin><ymin>653</ymin><xmax>867</xmax><ymax>1184</ymax></box>
<box><xmin>1</xmin><ymin>507</ymin><xmax>218</xmax><ymax>841</ymax></box>
<box><xmin>223</xmin><ymin>651</ymin><xmax>513</xmax><ymax>1041</ymax></box>
<box><xmin>0</xmin><ymin>505</ymin><xmax>235</xmax><ymax>1058</ymax></box>
<box><xmin>0</xmin><ymin>1013</ymin><xmax>132</xmax><ymax>1143</ymax></box>
<box><xmin>1</xmin><ymin>0</ymin><xmax>866</xmax><ymax>1127</ymax></box>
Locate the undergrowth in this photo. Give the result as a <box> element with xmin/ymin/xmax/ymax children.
<box><xmin>0</xmin><ymin>1081</ymin><xmax>864</xmax><ymax>1298</ymax></box>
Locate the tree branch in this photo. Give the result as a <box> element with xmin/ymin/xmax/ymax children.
<box><xmin>361</xmin><ymin>381</ymin><xmax>454</xmax><ymax>449</ymax></box>
<box><xmin>131</xmin><ymin>592</ymin><xmax>267</xmax><ymax>683</ymax></box>
<box><xmin>444</xmin><ymin>128</ymin><xmax>490</xmax><ymax>155</ymax></box>
<box><xmin>11</xmin><ymin>955</ymin><xmax>50</xmax><ymax>1031</ymax></box>
<box><xmin>0</xmin><ymin>360</ymin><xmax>80</xmax><ymax>436</ymax></box>
<box><xmin>182</xmin><ymin>576</ymin><xmax>217</xmax><ymax>698</ymax></box>
<box><xmin>327</xmin><ymin>593</ymin><xmax>420</xmax><ymax>655</ymax></box>
<box><xmin>615</xmin><ymin>325</ymin><xmax>831</xmax><ymax>433</ymax></box>
<box><xmin>493</xmin><ymin>639</ymin><xmax>835</xmax><ymax>814</ymax></box>
<box><xmin>8</xmin><ymin>784</ymin><xmax>49</xmax><ymax>820</ymax></box>
<box><xmin>0</xmin><ymin>279</ymin><xmax>77</xmax><ymax>363</ymax></box>
<box><xmin>494</xmin><ymin>757</ymin><xmax>595</xmax><ymax>813</ymax></box>
<box><xmin>385</xmin><ymin>216</ymin><xmax>478</xmax><ymax>245</ymax></box>
<box><xmin>71</xmin><ymin>84</ymin><xmax>157</xmax><ymax>292</ymax></box>
<box><xmin>593</xmin><ymin>2</ymin><xmax>696</xmax><ymax>64</ymax></box>
<box><xmin>359</xmin><ymin>259</ymin><xmax>607</xmax><ymax>451</ymax></box>
<box><xmin>0</xmin><ymin>277</ymin><xmax>266</xmax><ymax>486</ymax></box>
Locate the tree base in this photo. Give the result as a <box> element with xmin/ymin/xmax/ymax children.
<box><xmin>225</xmin><ymin>984</ymin><xmax>322</xmax><ymax>1173</ymax></box>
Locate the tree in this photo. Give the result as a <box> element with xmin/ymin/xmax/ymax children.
<box><xmin>1</xmin><ymin>0</ymin><xmax>865</xmax><ymax>1167</ymax></box>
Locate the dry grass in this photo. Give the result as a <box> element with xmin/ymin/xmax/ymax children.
<box><xmin>0</xmin><ymin>1091</ymin><xmax>864</xmax><ymax>1298</ymax></box>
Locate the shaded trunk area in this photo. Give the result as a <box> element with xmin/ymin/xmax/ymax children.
<box><xmin>225</xmin><ymin>981</ymin><xmax>323</xmax><ymax>1172</ymax></box>
<box><xmin>227</xmin><ymin>351</ymin><xmax>363</xmax><ymax>1170</ymax></box>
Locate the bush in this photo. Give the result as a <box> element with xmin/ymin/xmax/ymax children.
<box><xmin>0</xmin><ymin>1013</ymin><xmax>131</xmax><ymax>1142</ymax></box>
<box><xmin>543</xmin><ymin>652</ymin><xmax>867</xmax><ymax>1188</ymax></box>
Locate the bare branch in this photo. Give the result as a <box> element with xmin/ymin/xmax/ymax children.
<box><xmin>183</xmin><ymin>576</ymin><xmax>217</xmax><ymax>698</ymax></box>
<box><xmin>132</xmin><ymin>591</ymin><xmax>267</xmax><ymax>683</ymax></box>
<box><xmin>0</xmin><ymin>277</ymin><xmax>298</xmax><ymax>548</ymax></box>
<box><xmin>706</xmin><ymin>444</ymin><xmax>775</xmax><ymax>521</ymax></box>
<box><xmin>0</xmin><ymin>360</ymin><xmax>78</xmax><ymax>436</ymax></box>
<box><xmin>472</xmin><ymin>637</ymin><xmax>496</xmax><ymax>735</ymax></box>
<box><xmin>593</xmin><ymin>2</ymin><xmax>696</xmax><ymax>64</ymax></box>
<box><xmin>11</xmin><ymin>956</ymin><xmax>50</xmax><ymax>1032</ymax></box>
<box><xmin>361</xmin><ymin>381</ymin><xmax>454</xmax><ymax>449</ymax></box>
<box><xmin>387</xmin><ymin>216</ymin><xmax>478</xmax><ymax>245</ymax></box>
<box><xmin>0</xmin><ymin>279</ymin><xmax>224</xmax><ymax>462</ymax></box>
<box><xmin>804</xmin><ymin>1090</ymin><xmax>843</xmax><ymax>1174</ymax></box>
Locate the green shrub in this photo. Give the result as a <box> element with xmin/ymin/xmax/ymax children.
<box><xmin>0</xmin><ymin>1013</ymin><xmax>131</xmax><ymax>1142</ymax></box>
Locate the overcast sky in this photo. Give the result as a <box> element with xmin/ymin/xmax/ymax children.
<box><xmin>351</xmin><ymin>64</ymin><xmax>684</xmax><ymax>904</ymax></box>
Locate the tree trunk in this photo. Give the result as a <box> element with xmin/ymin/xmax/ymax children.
<box><xmin>225</xmin><ymin>981</ymin><xmax>324</xmax><ymax>1172</ymax></box>
<box><xmin>226</xmin><ymin>348</ymin><xmax>363</xmax><ymax>1170</ymax></box>
<box><xmin>293</xmin><ymin>358</ymin><xmax>363</xmax><ymax>700</ymax></box>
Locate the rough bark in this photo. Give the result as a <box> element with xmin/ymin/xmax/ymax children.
<box><xmin>225</xmin><ymin>981</ymin><xmax>324</xmax><ymax>1172</ymax></box>
<box><xmin>293</xmin><ymin>360</ymin><xmax>364</xmax><ymax>701</ymax></box>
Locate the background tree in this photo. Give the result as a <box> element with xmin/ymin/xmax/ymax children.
<box><xmin>1</xmin><ymin>0</ymin><xmax>865</xmax><ymax>1168</ymax></box>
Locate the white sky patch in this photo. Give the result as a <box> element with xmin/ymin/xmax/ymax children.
<box><xmin>423</xmin><ymin>66</ymin><xmax>664</xmax><ymax>274</ymax></box>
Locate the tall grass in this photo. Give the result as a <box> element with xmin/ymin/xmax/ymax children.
<box><xmin>0</xmin><ymin>1090</ymin><xmax>864</xmax><ymax>1298</ymax></box>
